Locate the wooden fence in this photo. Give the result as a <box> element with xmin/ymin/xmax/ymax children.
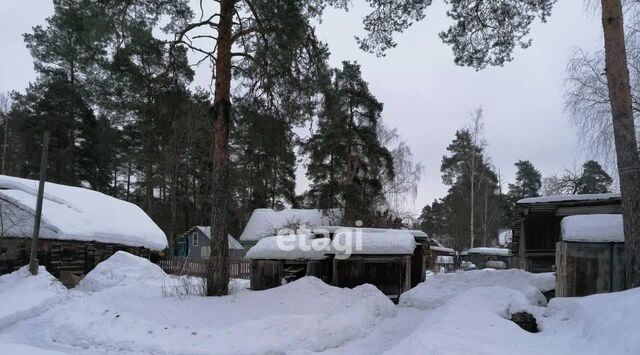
<box><xmin>158</xmin><ymin>257</ymin><xmax>251</xmax><ymax>279</ymax></box>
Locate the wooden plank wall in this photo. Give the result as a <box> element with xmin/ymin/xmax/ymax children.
<box><xmin>556</xmin><ymin>241</ymin><xmax>626</xmax><ymax>297</ymax></box>
<box><xmin>250</xmin><ymin>260</ymin><xmax>283</xmax><ymax>290</ymax></box>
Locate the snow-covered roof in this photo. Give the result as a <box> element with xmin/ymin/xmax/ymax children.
<box><xmin>193</xmin><ymin>226</ymin><xmax>244</xmax><ymax>250</ymax></box>
<box><xmin>245</xmin><ymin>234</ymin><xmax>329</xmax><ymax>260</ymax></box>
<box><xmin>0</xmin><ymin>175</ymin><xmax>167</xmax><ymax>250</ymax></box>
<box><xmin>239</xmin><ymin>208</ymin><xmax>342</xmax><ymax>242</ymax></box>
<box><xmin>466</xmin><ymin>247</ymin><xmax>511</xmax><ymax>256</ymax></box>
<box><xmin>561</xmin><ymin>214</ymin><xmax>624</xmax><ymax>243</ymax></box>
<box><xmin>430</xmin><ymin>246</ymin><xmax>455</xmax><ymax>254</ymax></box>
<box><xmin>408</xmin><ymin>230</ymin><xmax>428</xmax><ymax>239</ymax></box>
<box><xmin>331</xmin><ymin>229</ymin><xmax>416</xmax><ymax>255</ymax></box>
<box><xmin>436</xmin><ymin>256</ymin><xmax>454</xmax><ymax>264</ymax></box>
<box><xmin>517</xmin><ymin>193</ymin><xmax>620</xmax><ymax>205</ymax></box>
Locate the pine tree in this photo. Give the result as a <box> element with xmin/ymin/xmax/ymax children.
<box><xmin>577</xmin><ymin>160</ymin><xmax>613</xmax><ymax>194</ymax></box>
<box><xmin>305</xmin><ymin>61</ymin><xmax>394</xmax><ymax>225</ymax></box>
<box><xmin>508</xmin><ymin>160</ymin><xmax>542</xmax><ymax>202</ymax></box>
<box><xmin>232</xmin><ymin>97</ymin><xmax>298</xmax><ymax>217</ymax></box>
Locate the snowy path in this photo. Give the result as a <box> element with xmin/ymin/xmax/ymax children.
<box><xmin>1</xmin><ymin>253</ymin><xmax>639</xmax><ymax>355</ymax></box>
<box><xmin>317</xmin><ymin>308</ymin><xmax>426</xmax><ymax>355</ymax></box>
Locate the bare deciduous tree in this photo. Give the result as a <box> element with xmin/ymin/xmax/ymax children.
<box><xmin>377</xmin><ymin>123</ymin><xmax>424</xmax><ymax>213</ymax></box>
<box><xmin>467</xmin><ymin>108</ymin><xmax>487</xmax><ymax>249</ymax></box>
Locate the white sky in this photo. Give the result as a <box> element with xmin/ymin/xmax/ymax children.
<box><xmin>0</xmin><ymin>1</ymin><xmax>606</xmax><ymax>213</ymax></box>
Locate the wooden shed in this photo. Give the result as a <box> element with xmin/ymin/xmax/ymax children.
<box><xmin>245</xmin><ymin>228</ymin><xmax>417</xmax><ymax>302</ymax></box>
<box><xmin>0</xmin><ymin>175</ymin><xmax>167</xmax><ymax>281</ymax></box>
<box><xmin>328</xmin><ymin>229</ymin><xmax>415</xmax><ymax>303</ymax></box>
<box><xmin>407</xmin><ymin>230</ymin><xmax>429</xmax><ymax>287</ymax></box>
<box><xmin>427</xmin><ymin>240</ymin><xmax>455</xmax><ymax>271</ymax></box>
<box><xmin>555</xmin><ymin>214</ymin><xmax>625</xmax><ymax>297</ymax></box>
<box><xmin>245</xmin><ymin>234</ymin><xmax>331</xmax><ymax>290</ymax></box>
<box><xmin>511</xmin><ymin>193</ymin><xmax>621</xmax><ymax>273</ymax></box>
<box><xmin>461</xmin><ymin>247</ymin><xmax>512</xmax><ymax>269</ymax></box>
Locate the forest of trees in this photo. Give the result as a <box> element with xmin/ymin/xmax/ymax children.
<box><xmin>3</xmin><ymin>0</ymin><xmax>640</xmax><ymax>293</ymax></box>
<box><xmin>0</xmin><ymin>0</ymin><xmax>421</xmax><ymax>255</ymax></box>
<box><xmin>418</xmin><ymin>110</ymin><xmax>614</xmax><ymax>251</ymax></box>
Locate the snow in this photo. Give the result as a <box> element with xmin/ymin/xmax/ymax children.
<box><xmin>499</xmin><ymin>229</ymin><xmax>513</xmax><ymax>246</ymax></box>
<box><xmin>0</xmin><ymin>266</ymin><xmax>66</xmax><ymax>330</ymax></box>
<box><xmin>517</xmin><ymin>192</ymin><xmax>620</xmax><ymax>204</ymax></box>
<box><xmin>0</xmin><ymin>175</ymin><xmax>167</xmax><ymax>250</ymax></box>
<box><xmin>246</xmin><ymin>229</ymin><xmax>416</xmax><ymax>259</ymax></box>
<box><xmin>0</xmin><ymin>252</ymin><xmax>396</xmax><ymax>354</ymax></box>
<box><xmin>79</xmin><ymin>251</ymin><xmax>168</xmax><ymax>292</ymax></box>
<box><xmin>400</xmin><ymin>269</ymin><xmax>555</xmax><ymax>309</ymax></box>
<box><xmin>2</xmin><ymin>252</ymin><xmax>640</xmax><ymax>355</ymax></box>
<box><xmin>0</xmin><ymin>343</ymin><xmax>68</xmax><ymax>355</ymax></box>
<box><xmin>331</xmin><ymin>229</ymin><xmax>416</xmax><ymax>255</ymax></box>
<box><xmin>430</xmin><ymin>245</ymin><xmax>454</xmax><ymax>254</ymax></box>
<box><xmin>193</xmin><ymin>226</ymin><xmax>244</xmax><ymax>250</ymax></box>
<box><xmin>467</xmin><ymin>247</ymin><xmax>512</xmax><ymax>256</ymax></box>
<box><xmin>561</xmin><ymin>214</ymin><xmax>624</xmax><ymax>242</ymax></box>
<box><xmin>245</xmin><ymin>234</ymin><xmax>330</xmax><ymax>260</ymax></box>
<box><xmin>239</xmin><ymin>208</ymin><xmax>342</xmax><ymax>241</ymax></box>
<box><xmin>436</xmin><ymin>255</ymin><xmax>454</xmax><ymax>264</ymax></box>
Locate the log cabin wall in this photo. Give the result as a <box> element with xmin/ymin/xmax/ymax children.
<box><xmin>0</xmin><ymin>237</ymin><xmax>153</xmax><ymax>277</ymax></box>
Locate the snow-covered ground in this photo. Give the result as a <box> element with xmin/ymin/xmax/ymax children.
<box><xmin>0</xmin><ymin>252</ymin><xmax>638</xmax><ymax>355</ymax></box>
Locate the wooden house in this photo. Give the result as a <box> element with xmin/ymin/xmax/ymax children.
<box><xmin>555</xmin><ymin>214</ymin><xmax>625</xmax><ymax>297</ymax></box>
<box><xmin>178</xmin><ymin>226</ymin><xmax>244</xmax><ymax>261</ymax></box>
<box><xmin>511</xmin><ymin>193</ymin><xmax>621</xmax><ymax>273</ymax></box>
<box><xmin>0</xmin><ymin>175</ymin><xmax>167</xmax><ymax>282</ymax></box>
<box><xmin>461</xmin><ymin>247</ymin><xmax>512</xmax><ymax>269</ymax></box>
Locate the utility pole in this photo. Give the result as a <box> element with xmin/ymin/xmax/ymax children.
<box><xmin>29</xmin><ymin>131</ymin><xmax>49</xmax><ymax>275</ymax></box>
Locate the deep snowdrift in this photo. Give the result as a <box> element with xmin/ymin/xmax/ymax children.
<box><xmin>0</xmin><ymin>252</ymin><xmax>396</xmax><ymax>354</ymax></box>
<box><xmin>79</xmin><ymin>250</ymin><xmax>168</xmax><ymax>292</ymax></box>
<box><xmin>0</xmin><ymin>253</ymin><xmax>638</xmax><ymax>355</ymax></box>
<box><xmin>400</xmin><ymin>269</ymin><xmax>555</xmax><ymax>309</ymax></box>
<box><xmin>0</xmin><ymin>266</ymin><xmax>66</xmax><ymax>329</ymax></box>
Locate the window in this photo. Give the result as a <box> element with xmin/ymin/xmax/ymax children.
<box><xmin>201</xmin><ymin>246</ymin><xmax>210</xmax><ymax>257</ymax></box>
<box><xmin>192</xmin><ymin>233</ymin><xmax>198</xmax><ymax>246</ymax></box>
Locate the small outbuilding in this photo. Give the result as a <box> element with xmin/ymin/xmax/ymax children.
<box><xmin>0</xmin><ymin>175</ymin><xmax>167</xmax><ymax>280</ymax></box>
<box><xmin>329</xmin><ymin>229</ymin><xmax>416</xmax><ymax>302</ymax></box>
<box><xmin>461</xmin><ymin>247</ymin><xmax>512</xmax><ymax>269</ymax></box>
<box><xmin>511</xmin><ymin>193</ymin><xmax>621</xmax><ymax>273</ymax></box>
<box><xmin>178</xmin><ymin>226</ymin><xmax>244</xmax><ymax>261</ymax></box>
<box><xmin>245</xmin><ymin>234</ymin><xmax>330</xmax><ymax>290</ymax></box>
<box><xmin>245</xmin><ymin>227</ymin><xmax>417</xmax><ymax>302</ymax></box>
<box><xmin>555</xmin><ymin>214</ymin><xmax>625</xmax><ymax>297</ymax></box>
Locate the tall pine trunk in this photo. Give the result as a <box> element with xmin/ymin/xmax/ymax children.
<box><xmin>206</xmin><ymin>0</ymin><xmax>233</xmax><ymax>296</ymax></box>
<box><xmin>601</xmin><ymin>0</ymin><xmax>640</xmax><ymax>288</ymax></box>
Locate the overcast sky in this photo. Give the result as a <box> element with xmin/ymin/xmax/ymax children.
<box><xmin>0</xmin><ymin>1</ymin><xmax>606</xmax><ymax>213</ymax></box>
